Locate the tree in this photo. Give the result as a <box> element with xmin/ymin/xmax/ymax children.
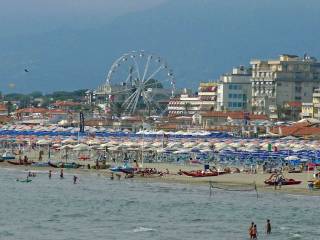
<box><xmin>6</xmin><ymin>101</ymin><xmax>13</xmax><ymax>116</ymax></box>
<box><xmin>111</xmin><ymin>102</ymin><xmax>124</xmax><ymax>117</ymax></box>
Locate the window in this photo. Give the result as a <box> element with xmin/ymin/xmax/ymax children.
<box><xmin>229</xmin><ymin>85</ymin><xmax>233</xmax><ymax>90</ymax></box>
<box><xmin>233</xmin><ymin>102</ymin><xmax>237</xmax><ymax>107</ymax></box>
<box><xmin>228</xmin><ymin>102</ymin><xmax>232</xmax><ymax>107</ymax></box>
<box><xmin>233</xmin><ymin>94</ymin><xmax>237</xmax><ymax>98</ymax></box>
<box><xmin>238</xmin><ymin>102</ymin><xmax>242</xmax><ymax>107</ymax></box>
<box><xmin>229</xmin><ymin>93</ymin><xmax>233</xmax><ymax>98</ymax></box>
<box><xmin>238</xmin><ymin>94</ymin><xmax>242</xmax><ymax>98</ymax></box>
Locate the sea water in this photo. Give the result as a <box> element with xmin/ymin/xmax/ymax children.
<box><xmin>0</xmin><ymin>168</ymin><xmax>319</xmax><ymax>240</ymax></box>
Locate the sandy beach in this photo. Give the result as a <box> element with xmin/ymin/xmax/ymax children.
<box><xmin>1</xmin><ymin>159</ymin><xmax>319</xmax><ymax>196</ymax></box>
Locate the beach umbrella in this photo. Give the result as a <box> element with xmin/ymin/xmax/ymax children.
<box><xmin>36</xmin><ymin>139</ymin><xmax>51</xmax><ymax>145</ymax></box>
<box><xmin>73</xmin><ymin>143</ymin><xmax>90</xmax><ymax>151</ymax></box>
<box><xmin>62</xmin><ymin>138</ymin><xmax>77</xmax><ymax>144</ymax></box>
<box><xmin>284</xmin><ymin>155</ymin><xmax>299</xmax><ymax>161</ymax></box>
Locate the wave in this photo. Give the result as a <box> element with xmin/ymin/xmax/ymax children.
<box><xmin>133</xmin><ymin>227</ymin><xmax>155</xmax><ymax>233</ymax></box>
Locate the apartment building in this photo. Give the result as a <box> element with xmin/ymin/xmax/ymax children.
<box><xmin>251</xmin><ymin>54</ymin><xmax>320</xmax><ymax>120</ymax></box>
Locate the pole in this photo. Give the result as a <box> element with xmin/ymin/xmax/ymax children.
<box><xmin>209</xmin><ymin>181</ymin><xmax>213</xmax><ymax>197</ymax></box>
<box><xmin>254</xmin><ymin>181</ymin><xmax>258</xmax><ymax>199</ymax></box>
<box><xmin>142</xmin><ymin>126</ymin><xmax>144</xmax><ymax>168</ymax></box>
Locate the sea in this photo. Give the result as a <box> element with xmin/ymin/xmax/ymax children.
<box><xmin>0</xmin><ymin>168</ymin><xmax>319</xmax><ymax>240</ymax></box>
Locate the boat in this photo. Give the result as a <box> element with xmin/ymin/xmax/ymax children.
<box><xmin>0</xmin><ymin>152</ymin><xmax>16</xmax><ymax>161</ymax></box>
<box><xmin>48</xmin><ymin>162</ymin><xmax>82</xmax><ymax>169</ymax></box>
<box><xmin>31</xmin><ymin>162</ymin><xmax>50</xmax><ymax>167</ymax></box>
<box><xmin>78</xmin><ymin>155</ymin><xmax>90</xmax><ymax>160</ymax></box>
<box><xmin>182</xmin><ymin>170</ymin><xmax>218</xmax><ymax>177</ymax></box>
<box><xmin>110</xmin><ymin>162</ymin><xmax>135</xmax><ymax>173</ymax></box>
<box><xmin>8</xmin><ymin>160</ymin><xmax>32</xmax><ymax>166</ymax></box>
<box><xmin>264</xmin><ymin>173</ymin><xmax>301</xmax><ymax>185</ymax></box>
<box><xmin>16</xmin><ymin>179</ymin><xmax>32</xmax><ymax>183</ymax></box>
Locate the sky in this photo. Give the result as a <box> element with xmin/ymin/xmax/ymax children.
<box><xmin>0</xmin><ymin>0</ymin><xmax>319</xmax><ymax>93</ymax></box>
<box><xmin>0</xmin><ymin>0</ymin><xmax>167</xmax><ymax>37</ymax></box>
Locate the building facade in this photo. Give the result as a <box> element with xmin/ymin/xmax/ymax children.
<box><xmin>168</xmin><ymin>84</ymin><xmax>218</xmax><ymax>116</ymax></box>
<box><xmin>198</xmin><ymin>82</ymin><xmax>218</xmax><ymax>111</ymax></box>
<box><xmin>217</xmin><ymin>66</ymin><xmax>252</xmax><ymax>111</ymax></box>
<box><xmin>301</xmin><ymin>88</ymin><xmax>320</xmax><ymax>119</ymax></box>
<box><xmin>251</xmin><ymin>54</ymin><xmax>320</xmax><ymax>120</ymax></box>
<box><xmin>168</xmin><ymin>89</ymin><xmax>200</xmax><ymax>115</ymax></box>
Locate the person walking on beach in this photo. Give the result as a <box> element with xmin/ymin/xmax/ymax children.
<box><xmin>248</xmin><ymin>222</ymin><xmax>254</xmax><ymax>239</ymax></box>
<box><xmin>48</xmin><ymin>170</ymin><xmax>52</xmax><ymax>179</ymax></box>
<box><xmin>266</xmin><ymin>219</ymin><xmax>271</xmax><ymax>234</ymax></box>
<box><xmin>60</xmin><ymin>169</ymin><xmax>64</xmax><ymax>179</ymax></box>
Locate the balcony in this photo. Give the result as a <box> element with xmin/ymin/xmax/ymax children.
<box><xmin>269</xmin><ymin>105</ymin><xmax>277</xmax><ymax>112</ymax></box>
<box><xmin>269</xmin><ymin>114</ymin><xmax>278</xmax><ymax>119</ymax></box>
<box><xmin>301</xmin><ymin>112</ymin><xmax>312</xmax><ymax>117</ymax></box>
<box><xmin>314</xmin><ymin>113</ymin><xmax>320</xmax><ymax>118</ymax></box>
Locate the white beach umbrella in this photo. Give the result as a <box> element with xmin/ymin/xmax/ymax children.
<box><xmin>73</xmin><ymin>143</ymin><xmax>90</xmax><ymax>151</ymax></box>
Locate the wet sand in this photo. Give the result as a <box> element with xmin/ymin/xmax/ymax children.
<box><xmin>1</xmin><ymin>160</ymin><xmax>319</xmax><ymax>196</ymax></box>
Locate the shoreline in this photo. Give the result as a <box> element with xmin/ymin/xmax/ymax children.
<box><xmin>1</xmin><ymin>162</ymin><xmax>319</xmax><ymax>196</ymax></box>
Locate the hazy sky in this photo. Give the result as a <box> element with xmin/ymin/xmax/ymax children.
<box><xmin>0</xmin><ymin>0</ymin><xmax>168</xmax><ymax>36</ymax></box>
<box><xmin>0</xmin><ymin>0</ymin><xmax>319</xmax><ymax>93</ymax></box>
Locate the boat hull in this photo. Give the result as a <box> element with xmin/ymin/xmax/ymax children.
<box><xmin>182</xmin><ymin>171</ymin><xmax>218</xmax><ymax>177</ymax></box>
<box><xmin>264</xmin><ymin>180</ymin><xmax>302</xmax><ymax>185</ymax></box>
<box><xmin>8</xmin><ymin>161</ymin><xmax>32</xmax><ymax>166</ymax></box>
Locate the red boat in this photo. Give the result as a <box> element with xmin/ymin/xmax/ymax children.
<box><xmin>7</xmin><ymin>160</ymin><xmax>32</xmax><ymax>166</ymax></box>
<box><xmin>182</xmin><ymin>170</ymin><xmax>219</xmax><ymax>177</ymax></box>
<box><xmin>78</xmin><ymin>155</ymin><xmax>90</xmax><ymax>161</ymax></box>
<box><xmin>264</xmin><ymin>174</ymin><xmax>301</xmax><ymax>185</ymax></box>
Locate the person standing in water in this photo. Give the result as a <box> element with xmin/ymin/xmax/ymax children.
<box><xmin>60</xmin><ymin>169</ymin><xmax>64</xmax><ymax>179</ymax></box>
<box><xmin>266</xmin><ymin>219</ymin><xmax>271</xmax><ymax>234</ymax></box>
<box><xmin>73</xmin><ymin>175</ymin><xmax>78</xmax><ymax>184</ymax></box>
<box><xmin>48</xmin><ymin>170</ymin><xmax>52</xmax><ymax>179</ymax></box>
<box><xmin>248</xmin><ymin>222</ymin><xmax>254</xmax><ymax>239</ymax></box>
<box><xmin>251</xmin><ymin>224</ymin><xmax>258</xmax><ymax>239</ymax></box>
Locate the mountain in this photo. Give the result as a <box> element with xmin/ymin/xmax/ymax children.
<box><xmin>0</xmin><ymin>0</ymin><xmax>320</xmax><ymax>93</ymax></box>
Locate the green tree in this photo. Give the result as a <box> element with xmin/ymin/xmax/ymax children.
<box><xmin>5</xmin><ymin>101</ymin><xmax>13</xmax><ymax>116</ymax></box>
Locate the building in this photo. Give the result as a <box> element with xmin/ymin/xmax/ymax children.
<box><xmin>199</xmin><ymin>111</ymin><xmax>268</xmax><ymax>127</ymax></box>
<box><xmin>301</xmin><ymin>88</ymin><xmax>320</xmax><ymax>119</ymax></box>
<box><xmin>217</xmin><ymin>66</ymin><xmax>252</xmax><ymax>111</ymax></box>
<box><xmin>0</xmin><ymin>104</ymin><xmax>8</xmax><ymax>116</ymax></box>
<box><xmin>301</xmin><ymin>103</ymin><xmax>313</xmax><ymax>119</ymax></box>
<box><xmin>168</xmin><ymin>85</ymin><xmax>218</xmax><ymax>116</ymax></box>
<box><xmin>52</xmin><ymin>101</ymin><xmax>81</xmax><ymax>110</ymax></box>
<box><xmin>198</xmin><ymin>82</ymin><xmax>218</xmax><ymax>111</ymax></box>
<box><xmin>282</xmin><ymin>101</ymin><xmax>302</xmax><ymax>121</ymax></box>
<box><xmin>251</xmin><ymin>54</ymin><xmax>320</xmax><ymax>120</ymax></box>
<box><xmin>168</xmin><ymin>89</ymin><xmax>200</xmax><ymax>115</ymax></box>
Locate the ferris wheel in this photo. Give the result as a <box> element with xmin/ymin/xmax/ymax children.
<box><xmin>106</xmin><ymin>51</ymin><xmax>176</xmax><ymax>116</ymax></box>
